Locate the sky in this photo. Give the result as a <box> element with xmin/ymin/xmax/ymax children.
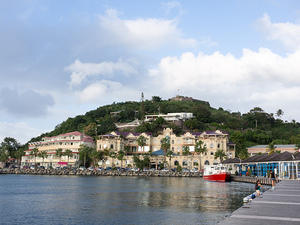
<box><xmin>1</xmin><ymin>0</ymin><xmax>300</xmax><ymax>144</ymax></box>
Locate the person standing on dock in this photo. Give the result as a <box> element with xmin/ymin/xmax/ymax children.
<box><xmin>270</xmin><ymin>170</ymin><xmax>276</xmax><ymax>190</ymax></box>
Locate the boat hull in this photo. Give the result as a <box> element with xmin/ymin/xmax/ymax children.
<box><xmin>203</xmin><ymin>173</ymin><xmax>231</xmax><ymax>182</ymax></box>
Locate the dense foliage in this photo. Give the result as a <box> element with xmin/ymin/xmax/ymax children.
<box><xmin>26</xmin><ymin>97</ymin><xmax>300</xmax><ymax>159</ymax></box>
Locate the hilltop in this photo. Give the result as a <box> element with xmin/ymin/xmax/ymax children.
<box><xmin>28</xmin><ymin>96</ymin><xmax>300</xmax><ymax>158</ymax></box>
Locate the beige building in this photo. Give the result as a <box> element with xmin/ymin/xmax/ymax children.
<box><xmin>21</xmin><ymin>131</ymin><xmax>95</xmax><ymax>168</ymax></box>
<box><xmin>97</xmin><ymin>128</ymin><xmax>235</xmax><ymax>170</ymax></box>
<box><xmin>247</xmin><ymin>144</ymin><xmax>299</xmax><ymax>156</ymax></box>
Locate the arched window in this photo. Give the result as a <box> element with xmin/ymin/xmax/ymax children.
<box><xmin>204</xmin><ymin>160</ymin><xmax>210</xmax><ymax>165</ymax></box>
<box><xmin>174</xmin><ymin>160</ymin><xmax>179</xmax><ymax>166</ymax></box>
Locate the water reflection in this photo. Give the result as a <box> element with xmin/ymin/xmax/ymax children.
<box><xmin>0</xmin><ymin>175</ymin><xmax>254</xmax><ymax>225</ymax></box>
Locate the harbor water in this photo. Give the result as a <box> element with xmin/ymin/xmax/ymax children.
<box><xmin>0</xmin><ymin>175</ymin><xmax>254</xmax><ymax>225</ymax></box>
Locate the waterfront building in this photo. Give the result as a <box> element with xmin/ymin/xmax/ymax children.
<box><xmin>97</xmin><ymin>128</ymin><xmax>235</xmax><ymax>170</ymax></box>
<box><xmin>247</xmin><ymin>144</ymin><xmax>298</xmax><ymax>156</ymax></box>
<box><xmin>21</xmin><ymin>131</ymin><xmax>95</xmax><ymax>168</ymax></box>
<box><xmin>223</xmin><ymin>151</ymin><xmax>300</xmax><ymax>180</ymax></box>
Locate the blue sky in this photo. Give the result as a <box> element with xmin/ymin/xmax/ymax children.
<box><xmin>1</xmin><ymin>0</ymin><xmax>300</xmax><ymax>143</ymax></box>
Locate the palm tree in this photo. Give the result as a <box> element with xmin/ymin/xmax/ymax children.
<box><xmin>38</xmin><ymin>151</ymin><xmax>48</xmax><ymax>167</ymax></box>
<box><xmin>64</xmin><ymin>149</ymin><xmax>73</xmax><ymax>166</ymax></box>
<box><xmin>137</xmin><ymin>135</ymin><xmax>147</xmax><ymax>153</ymax></box>
<box><xmin>78</xmin><ymin>145</ymin><xmax>92</xmax><ymax>168</ymax></box>
<box><xmin>268</xmin><ymin>142</ymin><xmax>276</xmax><ymax>155</ymax></box>
<box><xmin>30</xmin><ymin>148</ymin><xmax>39</xmax><ymax>168</ymax></box>
<box><xmin>14</xmin><ymin>148</ymin><xmax>25</xmax><ymax>166</ymax></box>
<box><xmin>55</xmin><ymin>148</ymin><xmax>64</xmax><ymax>164</ymax></box>
<box><xmin>166</xmin><ymin>150</ymin><xmax>174</xmax><ymax>170</ymax></box>
<box><xmin>0</xmin><ymin>150</ymin><xmax>9</xmax><ymax>165</ymax></box>
<box><xmin>195</xmin><ymin>140</ymin><xmax>207</xmax><ymax>170</ymax></box>
<box><xmin>214</xmin><ymin>149</ymin><xmax>226</xmax><ymax>163</ymax></box>
<box><xmin>117</xmin><ymin>150</ymin><xmax>125</xmax><ymax>168</ymax></box>
<box><xmin>160</xmin><ymin>137</ymin><xmax>170</xmax><ymax>168</ymax></box>
<box><xmin>89</xmin><ymin>149</ymin><xmax>102</xmax><ymax>167</ymax></box>
<box><xmin>182</xmin><ymin>145</ymin><xmax>190</xmax><ymax>156</ymax></box>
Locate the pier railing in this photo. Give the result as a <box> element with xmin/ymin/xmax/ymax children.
<box><xmin>231</xmin><ymin>175</ymin><xmax>273</xmax><ymax>185</ymax></box>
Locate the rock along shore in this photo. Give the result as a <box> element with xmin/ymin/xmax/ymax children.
<box><xmin>0</xmin><ymin>168</ymin><xmax>202</xmax><ymax>177</ymax></box>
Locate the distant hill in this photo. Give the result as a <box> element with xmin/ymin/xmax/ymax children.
<box><xmin>28</xmin><ymin>96</ymin><xmax>300</xmax><ymax>158</ymax></box>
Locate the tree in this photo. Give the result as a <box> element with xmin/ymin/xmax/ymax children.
<box><xmin>78</xmin><ymin>145</ymin><xmax>93</xmax><ymax>168</ymax></box>
<box><xmin>276</xmin><ymin>109</ymin><xmax>284</xmax><ymax>118</ymax></box>
<box><xmin>166</xmin><ymin>150</ymin><xmax>174</xmax><ymax>170</ymax></box>
<box><xmin>117</xmin><ymin>150</ymin><xmax>125</xmax><ymax>168</ymax></box>
<box><xmin>160</xmin><ymin>137</ymin><xmax>170</xmax><ymax>167</ymax></box>
<box><xmin>64</xmin><ymin>149</ymin><xmax>73</xmax><ymax>165</ymax></box>
<box><xmin>152</xmin><ymin>96</ymin><xmax>161</xmax><ymax>102</ymax></box>
<box><xmin>195</xmin><ymin>140</ymin><xmax>207</xmax><ymax>155</ymax></box>
<box><xmin>55</xmin><ymin>149</ymin><xmax>64</xmax><ymax>163</ymax></box>
<box><xmin>83</xmin><ymin>123</ymin><xmax>97</xmax><ymax>138</ymax></box>
<box><xmin>195</xmin><ymin>140</ymin><xmax>207</xmax><ymax>169</ymax></box>
<box><xmin>268</xmin><ymin>142</ymin><xmax>276</xmax><ymax>155</ymax></box>
<box><xmin>0</xmin><ymin>150</ymin><xmax>8</xmax><ymax>164</ymax></box>
<box><xmin>137</xmin><ymin>135</ymin><xmax>147</xmax><ymax>153</ymax></box>
<box><xmin>182</xmin><ymin>145</ymin><xmax>190</xmax><ymax>156</ymax></box>
<box><xmin>30</xmin><ymin>148</ymin><xmax>39</xmax><ymax>168</ymax></box>
<box><xmin>214</xmin><ymin>149</ymin><xmax>226</xmax><ymax>162</ymax></box>
<box><xmin>89</xmin><ymin>149</ymin><xmax>103</xmax><ymax>167</ymax></box>
<box><xmin>0</xmin><ymin>137</ymin><xmax>20</xmax><ymax>159</ymax></box>
<box><xmin>14</xmin><ymin>147</ymin><xmax>25</xmax><ymax>166</ymax></box>
<box><xmin>38</xmin><ymin>151</ymin><xmax>48</xmax><ymax>167</ymax></box>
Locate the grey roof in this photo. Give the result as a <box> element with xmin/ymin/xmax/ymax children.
<box><xmin>248</xmin><ymin>144</ymin><xmax>297</xmax><ymax>149</ymax></box>
<box><xmin>223</xmin><ymin>152</ymin><xmax>300</xmax><ymax>164</ymax></box>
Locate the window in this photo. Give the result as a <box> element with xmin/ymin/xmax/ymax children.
<box><xmin>172</xmin><ymin>140</ymin><xmax>174</xmax><ymax>144</ymax></box>
<box><xmin>110</xmin><ymin>144</ymin><xmax>114</xmax><ymax>149</ymax></box>
<box><xmin>210</xmin><ymin>152</ymin><xmax>214</xmax><ymax>155</ymax></box>
<box><xmin>210</xmin><ymin>143</ymin><xmax>214</xmax><ymax>149</ymax></box>
<box><xmin>172</xmin><ymin>147</ymin><xmax>174</xmax><ymax>151</ymax></box>
<box><xmin>217</xmin><ymin>143</ymin><xmax>220</xmax><ymax>148</ymax></box>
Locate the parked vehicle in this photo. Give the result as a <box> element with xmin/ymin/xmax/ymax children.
<box><xmin>105</xmin><ymin>167</ymin><xmax>112</xmax><ymax>171</ymax></box>
<box><xmin>87</xmin><ymin>167</ymin><xmax>94</xmax><ymax>171</ymax></box>
<box><xmin>182</xmin><ymin>168</ymin><xmax>190</xmax><ymax>173</ymax></box>
<box><xmin>79</xmin><ymin>166</ymin><xmax>86</xmax><ymax>171</ymax></box>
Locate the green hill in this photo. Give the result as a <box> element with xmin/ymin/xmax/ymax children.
<box><xmin>28</xmin><ymin>96</ymin><xmax>300</xmax><ymax>158</ymax></box>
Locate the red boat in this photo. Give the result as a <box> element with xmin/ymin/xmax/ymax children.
<box><xmin>203</xmin><ymin>165</ymin><xmax>231</xmax><ymax>182</ymax></box>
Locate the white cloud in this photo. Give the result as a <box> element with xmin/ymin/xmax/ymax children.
<box><xmin>258</xmin><ymin>13</ymin><xmax>300</xmax><ymax>51</ymax></box>
<box><xmin>77</xmin><ymin>80</ymin><xmax>139</xmax><ymax>103</ymax></box>
<box><xmin>148</xmin><ymin>48</ymin><xmax>300</xmax><ymax>120</ymax></box>
<box><xmin>66</xmin><ymin>59</ymin><xmax>137</xmax><ymax>86</ymax></box>
<box><xmin>99</xmin><ymin>9</ymin><xmax>197</xmax><ymax>50</ymax></box>
<box><xmin>0</xmin><ymin>122</ymin><xmax>42</xmax><ymax>144</ymax></box>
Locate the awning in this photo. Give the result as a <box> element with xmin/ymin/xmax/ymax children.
<box><xmin>58</xmin><ymin>162</ymin><xmax>68</xmax><ymax>165</ymax></box>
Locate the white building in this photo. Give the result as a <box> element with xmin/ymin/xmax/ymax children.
<box><xmin>21</xmin><ymin>131</ymin><xmax>95</xmax><ymax>168</ymax></box>
<box><xmin>144</xmin><ymin>112</ymin><xmax>193</xmax><ymax>122</ymax></box>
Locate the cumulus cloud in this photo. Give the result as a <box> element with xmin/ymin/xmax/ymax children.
<box><xmin>148</xmin><ymin>48</ymin><xmax>300</xmax><ymax>119</ymax></box>
<box><xmin>98</xmin><ymin>9</ymin><xmax>197</xmax><ymax>50</ymax></box>
<box><xmin>66</xmin><ymin>59</ymin><xmax>137</xmax><ymax>86</ymax></box>
<box><xmin>258</xmin><ymin>13</ymin><xmax>300</xmax><ymax>51</ymax></box>
<box><xmin>77</xmin><ymin>80</ymin><xmax>139</xmax><ymax>103</ymax></box>
<box><xmin>0</xmin><ymin>121</ymin><xmax>43</xmax><ymax>144</ymax></box>
<box><xmin>0</xmin><ymin>88</ymin><xmax>54</xmax><ymax>117</ymax></box>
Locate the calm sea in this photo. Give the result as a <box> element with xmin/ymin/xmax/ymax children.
<box><xmin>0</xmin><ymin>175</ymin><xmax>254</xmax><ymax>225</ymax></box>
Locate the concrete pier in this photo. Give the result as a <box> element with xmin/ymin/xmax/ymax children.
<box><xmin>219</xmin><ymin>180</ymin><xmax>300</xmax><ymax>225</ymax></box>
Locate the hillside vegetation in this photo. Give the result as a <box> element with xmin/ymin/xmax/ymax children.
<box><xmin>28</xmin><ymin>96</ymin><xmax>300</xmax><ymax>158</ymax></box>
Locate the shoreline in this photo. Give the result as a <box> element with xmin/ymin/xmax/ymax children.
<box><xmin>0</xmin><ymin>168</ymin><xmax>202</xmax><ymax>177</ymax></box>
